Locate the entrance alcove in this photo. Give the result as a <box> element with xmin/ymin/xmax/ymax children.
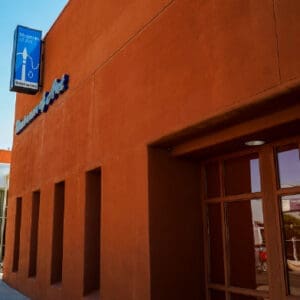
<box><xmin>148</xmin><ymin>147</ymin><xmax>205</xmax><ymax>300</ymax></box>
<box><xmin>148</xmin><ymin>85</ymin><xmax>300</xmax><ymax>300</ymax></box>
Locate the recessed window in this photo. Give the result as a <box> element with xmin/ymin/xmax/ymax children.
<box><xmin>51</xmin><ymin>182</ymin><xmax>65</xmax><ymax>285</ymax></box>
<box><xmin>83</xmin><ymin>168</ymin><xmax>101</xmax><ymax>295</ymax></box>
<box><xmin>12</xmin><ymin>197</ymin><xmax>22</xmax><ymax>272</ymax></box>
<box><xmin>28</xmin><ymin>191</ymin><xmax>40</xmax><ymax>277</ymax></box>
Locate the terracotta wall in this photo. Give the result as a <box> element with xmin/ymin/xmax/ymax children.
<box><xmin>0</xmin><ymin>150</ymin><xmax>11</xmax><ymax>164</ymax></box>
<box><xmin>5</xmin><ymin>0</ymin><xmax>300</xmax><ymax>299</ymax></box>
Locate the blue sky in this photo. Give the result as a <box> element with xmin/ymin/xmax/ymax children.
<box><xmin>0</xmin><ymin>0</ymin><xmax>68</xmax><ymax>150</ymax></box>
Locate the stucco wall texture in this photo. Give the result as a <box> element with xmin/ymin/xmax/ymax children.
<box><xmin>4</xmin><ymin>1</ymin><xmax>300</xmax><ymax>299</ymax></box>
<box><xmin>0</xmin><ymin>150</ymin><xmax>11</xmax><ymax>164</ymax></box>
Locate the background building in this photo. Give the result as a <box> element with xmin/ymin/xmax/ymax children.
<box><xmin>0</xmin><ymin>150</ymin><xmax>11</xmax><ymax>269</ymax></box>
<box><xmin>4</xmin><ymin>1</ymin><xmax>300</xmax><ymax>299</ymax></box>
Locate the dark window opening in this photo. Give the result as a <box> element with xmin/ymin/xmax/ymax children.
<box><xmin>51</xmin><ymin>182</ymin><xmax>65</xmax><ymax>284</ymax></box>
<box><xmin>12</xmin><ymin>197</ymin><xmax>22</xmax><ymax>272</ymax></box>
<box><xmin>28</xmin><ymin>190</ymin><xmax>40</xmax><ymax>277</ymax></box>
<box><xmin>83</xmin><ymin>168</ymin><xmax>101</xmax><ymax>295</ymax></box>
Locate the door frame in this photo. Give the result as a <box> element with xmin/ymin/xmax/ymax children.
<box><xmin>200</xmin><ymin>135</ymin><xmax>300</xmax><ymax>300</ymax></box>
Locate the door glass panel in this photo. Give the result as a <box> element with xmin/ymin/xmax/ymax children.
<box><xmin>277</xmin><ymin>146</ymin><xmax>300</xmax><ymax>188</ymax></box>
<box><xmin>281</xmin><ymin>194</ymin><xmax>300</xmax><ymax>296</ymax></box>
<box><xmin>205</xmin><ymin>161</ymin><xmax>221</xmax><ymax>198</ymax></box>
<box><xmin>226</xmin><ymin>199</ymin><xmax>268</xmax><ymax>290</ymax></box>
<box><xmin>207</xmin><ymin>203</ymin><xmax>224</xmax><ymax>284</ymax></box>
<box><xmin>230</xmin><ymin>294</ymin><xmax>266</xmax><ymax>300</ymax></box>
<box><xmin>224</xmin><ymin>154</ymin><xmax>261</xmax><ymax>195</ymax></box>
<box><xmin>210</xmin><ymin>289</ymin><xmax>225</xmax><ymax>300</ymax></box>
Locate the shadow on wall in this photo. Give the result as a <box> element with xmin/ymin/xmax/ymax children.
<box><xmin>148</xmin><ymin>147</ymin><xmax>205</xmax><ymax>300</ymax></box>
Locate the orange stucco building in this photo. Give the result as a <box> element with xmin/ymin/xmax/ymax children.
<box><xmin>4</xmin><ymin>1</ymin><xmax>300</xmax><ymax>299</ymax></box>
<box><xmin>0</xmin><ymin>150</ymin><xmax>11</xmax><ymax>165</ymax></box>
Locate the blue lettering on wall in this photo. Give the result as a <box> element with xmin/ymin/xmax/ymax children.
<box><xmin>15</xmin><ymin>74</ymin><xmax>69</xmax><ymax>135</ymax></box>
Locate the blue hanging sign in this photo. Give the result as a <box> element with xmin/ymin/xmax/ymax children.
<box><xmin>10</xmin><ymin>25</ymin><xmax>42</xmax><ymax>94</ymax></box>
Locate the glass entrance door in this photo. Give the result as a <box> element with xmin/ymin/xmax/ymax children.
<box><xmin>202</xmin><ymin>136</ymin><xmax>300</xmax><ymax>300</ymax></box>
<box><xmin>276</xmin><ymin>142</ymin><xmax>300</xmax><ymax>298</ymax></box>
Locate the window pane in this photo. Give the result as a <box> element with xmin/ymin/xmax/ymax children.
<box><xmin>281</xmin><ymin>194</ymin><xmax>300</xmax><ymax>296</ymax></box>
<box><xmin>205</xmin><ymin>162</ymin><xmax>220</xmax><ymax>198</ymax></box>
<box><xmin>226</xmin><ymin>199</ymin><xmax>268</xmax><ymax>290</ymax></box>
<box><xmin>277</xmin><ymin>146</ymin><xmax>300</xmax><ymax>188</ymax></box>
<box><xmin>207</xmin><ymin>203</ymin><xmax>224</xmax><ymax>284</ymax></box>
<box><xmin>210</xmin><ymin>289</ymin><xmax>225</xmax><ymax>300</ymax></box>
<box><xmin>0</xmin><ymin>190</ymin><xmax>5</xmax><ymax>217</ymax></box>
<box><xmin>224</xmin><ymin>154</ymin><xmax>261</xmax><ymax>195</ymax></box>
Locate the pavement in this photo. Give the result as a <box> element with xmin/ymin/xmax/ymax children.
<box><xmin>0</xmin><ymin>274</ymin><xmax>29</xmax><ymax>300</ymax></box>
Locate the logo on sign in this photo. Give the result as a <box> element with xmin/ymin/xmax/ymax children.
<box><xmin>10</xmin><ymin>26</ymin><xmax>42</xmax><ymax>94</ymax></box>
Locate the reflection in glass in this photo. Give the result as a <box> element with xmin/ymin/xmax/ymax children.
<box><xmin>224</xmin><ymin>154</ymin><xmax>261</xmax><ymax>195</ymax></box>
<box><xmin>226</xmin><ymin>199</ymin><xmax>268</xmax><ymax>291</ymax></box>
<box><xmin>277</xmin><ymin>146</ymin><xmax>300</xmax><ymax>188</ymax></box>
<box><xmin>205</xmin><ymin>162</ymin><xmax>220</xmax><ymax>198</ymax></box>
<box><xmin>281</xmin><ymin>194</ymin><xmax>300</xmax><ymax>296</ymax></box>
<box><xmin>207</xmin><ymin>203</ymin><xmax>224</xmax><ymax>284</ymax></box>
<box><xmin>210</xmin><ymin>289</ymin><xmax>225</xmax><ymax>300</ymax></box>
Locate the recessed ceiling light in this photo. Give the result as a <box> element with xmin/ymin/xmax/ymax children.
<box><xmin>245</xmin><ymin>140</ymin><xmax>265</xmax><ymax>146</ymax></box>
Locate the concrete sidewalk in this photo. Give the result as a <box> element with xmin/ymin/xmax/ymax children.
<box><xmin>0</xmin><ymin>275</ymin><xmax>29</xmax><ymax>300</ymax></box>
